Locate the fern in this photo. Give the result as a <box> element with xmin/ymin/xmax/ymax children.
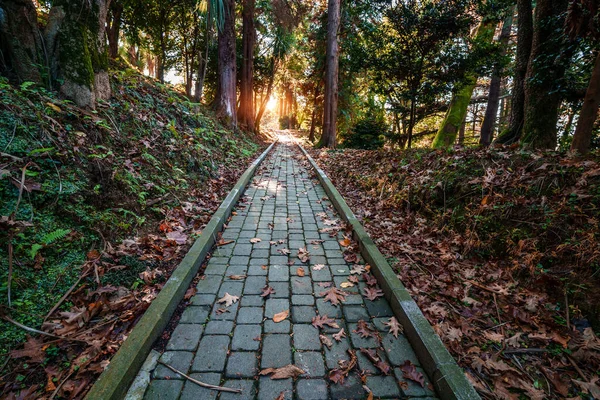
<box><xmin>41</xmin><ymin>229</ymin><xmax>70</xmax><ymax>245</ymax></box>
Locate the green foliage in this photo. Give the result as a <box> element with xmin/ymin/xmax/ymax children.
<box><xmin>340</xmin><ymin>117</ymin><xmax>388</xmax><ymax>150</ymax></box>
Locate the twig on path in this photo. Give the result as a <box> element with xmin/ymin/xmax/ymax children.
<box><xmin>49</xmin><ymin>370</ymin><xmax>74</xmax><ymax>399</ymax></box>
<box><xmin>502</xmin><ymin>348</ymin><xmax>547</xmax><ymax>355</ymax></box>
<box><xmin>158</xmin><ymin>361</ymin><xmax>242</xmax><ymax>393</ymax></box>
<box><xmin>564</xmin><ymin>289</ymin><xmax>570</xmax><ymax>330</ymax></box>
<box><xmin>567</xmin><ymin>355</ymin><xmax>587</xmax><ymax>381</ymax></box>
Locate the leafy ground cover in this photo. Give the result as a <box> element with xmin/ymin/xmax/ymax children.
<box><xmin>308</xmin><ymin>141</ymin><xmax>600</xmax><ymax>399</ymax></box>
<box><xmin>0</xmin><ymin>66</ymin><xmax>264</xmax><ymax>398</ymax></box>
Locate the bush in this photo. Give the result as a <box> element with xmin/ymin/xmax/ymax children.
<box><xmin>341</xmin><ymin>117</ymin><xmax>388</xmax><ymax>149</ymax></box>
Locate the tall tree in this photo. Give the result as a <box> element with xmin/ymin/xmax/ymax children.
<box><xmin>480</xmin><ymin>10</ymin><xmax>514</xmax><ymax>146</ymax></box>
<box><xmin>568</xmin><ymin>0</ymin><xmax>600</xmax><ymax>153</ymax></box>
<box><xmin>214</xmin><ymin>0</ymin><xmax>237</xmax><ymax>126</ymax></box>
<box><xmin>239</xmin><ymin>0</ymin><xmax>256</xmax><ymax>132</ymax></box>
<box><xmin>432</xmin><ymin>20</ymin><xmax>497</xmax><ymax>148</ymax></box>
<box><xmin>520</xmin><ymin>0</ymin><xmax>570</xmax><ymax>148</ymax></box>
<box><xmin>495</xmin><ymin>0</ymin><xmax>533</xmax><ymax>145</ymax></box>
<box><xmin>320</xmin><ymin>0</ymin><xmax>341</xmax><ymax>148</ymax></box>
<box><xmin>107</xmin><ymin>1</ymin><xmax>123</xmax><ymax>59</ymax></box>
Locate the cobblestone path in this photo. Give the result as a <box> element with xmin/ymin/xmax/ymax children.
<box><xmin>143</xmin><ymin>140</ymin><xmax>439</xmax><ymax>400</ymax></box>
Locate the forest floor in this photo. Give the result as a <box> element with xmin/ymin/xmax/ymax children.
<box><xmin>304</xmin><ymin>133</ymin><xmax>600</xmax><ymax>399</ymax></box>
<box><xmin>0</xmin><ymin>66</ymin><xmax>267</xmax><ymax>399</ymax></box>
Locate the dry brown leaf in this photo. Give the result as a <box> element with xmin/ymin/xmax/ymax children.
<box><xmin>320</xmin><ymin>287</ymin><xmax>348</xmax><ymax>306</ymax></box>
<box><xmin>217</xmin><ymin>292</ymin><xmax>240</xmax><ymax>308</ymax></box>
<box><xmin>227</xmin><ymin>274</ymin><xmax>247</xmax><ymax>280</ymax></box>
<box><xmin>333</xmin><ymin>328</ymin><xmax>346</xmax><ymax>341</ymax></box>
<box><xmin>320</xmin><ymin>334</ymin><xmax>333</xmax><ymax>349</ymax></box>
<box><xmin>297</xmin><ymin>247</ymin><xmax>310</xmax><ymax>263</ymax></box>
<box><xmin>296</xmin><ymin>267</ymin><xmax>305</xmax><ymax>277</ymax></box>
<box><xmin>260</xmin><ymin>364</ymin><xmax>305</xmax><ymax>380</ymax></box>
<box><xmin>312</xmin><ymin>315</ymin><xmax>340</xmax><ymax>329</ymax></box>
<box><xmin>363</xmin><ymin>286</ymin><xmax>384</xmax><ymax>301</ymax></box>
<box><xmin>312</xmin><ymin>264</ymin><xmax>326</xmax><ymax>271</ymax></box>
<box><xmin>217</xmin><ymin>239</ymin><xmax>234</xmax><ymax>246</ymax></box>
<box><xmin>400</xmin><ymin>360</ymin><xmax>425</xmax><ymax>387</ymax></box>
<box><xmin>339</xmin><ymin>238</ymin><xmax>352</xmax><ymax>247</ymax></box>
<box><xmin>340</xmin><ymin>281</ymin><xmax>354</xmax><ymax>288</ymax></box>
<box><xmin>250</xmin><ymin>237</ymin><xmax>261</xmax><ymax>243</ymax></box>
<box><xmin>261</xmin><ymin>285</ymin><xmax>276</xmax><ymax>297</ymax></box>
<box><xmin>383</xmin><ymin>317</ymin><xmax>403</xmax><ymax>338</ymax></box>
<box><xmin>273</xmin><ymin>310</ymin><xmax>289</xmax><ymax>323</ymax></box>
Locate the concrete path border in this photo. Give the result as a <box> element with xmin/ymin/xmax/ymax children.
<box><xmin>298</xmin><ymin>144</ymin><xmax>480</xmax><ymax>400</ymax></box>
<box><xmin>86</xmin><ymin>142</ymin><xmax>276</xmax><ymax>400</ymax></box>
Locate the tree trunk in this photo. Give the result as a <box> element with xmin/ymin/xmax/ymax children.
<box><xmin>407</xmin><ymin>97</ymin><xmax>416</xmax><ymax>149</ymax></box>
<box><xmin>107</xmin><ymin>1</ymin><xmax>122</xmax><ymax>59</ymax></box>
<box><xmin>46</xmin><ymin>0</ymin><xmax>111</xmax><ymax>108</ymax></box>
<box><xmin>432</xmin><ymin>21</ymin><xmax>496</xmax><ymax>148</ymax></box>
<box><xmin>195</xmin><ymin>11</ymin><xmax>212</xmax><ymax>103</ymax></box>
<box><xmin>520</xmin><ymin>0</ymin><xmax>569</xmax><ymax>149</ymax></box>
<box><xmin>238</xmin><ymin>0</ymin><xmax>256</xmax><ymax>132</ymax></box>
<box><xmin>570</xmin><ymin>51</ymin><xmax>600</xmax><ymax>153</ymax></box>
<box><xmin>495</xmin><ymin>0</ymin><xmax>533</xmax><ymax>145</ymax></box>
<box><xmin>215</xmin><ymin>0</ymin><xmax>237</xmax><ymax>127</ymax></box>
<box><xmin>0</xmin><ymin>0</ymin><xmax>44</xmax><ymax>84</ymax></box>
<box><xmin>319</xmin><ymin>0</ymin><xmax>341</xmax><ymax>148</ymax></box>
<box><xmin>480</xmin><ymin>11</ymin><xmax>514</xmax><ymax>146</ymax></box>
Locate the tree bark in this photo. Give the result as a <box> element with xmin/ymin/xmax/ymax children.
<box><xmin>571</xmin><ymin>50</ymin><xmax>600</xmax><ymax>153</ymax></box>
<box><xmin>46</xmin><ymin>0</ymin><xmax>111</xmax><ymax>108</ymax></box>
<box><xmin>0</xmin><ymin>0</ymin><xmax>44</xmax><ymax>83</ymax></box>
<box><xmin>215</xmin><ymin>0</ymin><xmax>237</xmax><ymax>127</ymax></box>
<box><xmin>319</xmin><ymin>0</ymin><xmax>341</xmax><ymax>148</ymax></box>
<box><xmin>238</xmin><ymin>0</ymin><xmax>256</xmax><ymax>132</ymax></box>
<box><xmin>480</xmin><ymin>10</ymin><xmax>514</xmax><ymax>146</ymax></box>
<box><xmin>521</xmin><ymin>0</ymin><xmax>569</xmax><ymax>149</ymax></box>
<box><xmin>407</xmin><ymin>97</ymin><xmax>416</xmax><ymax>148</ymax></box>
<box><xmin>107</xmin><ymin>1</ymin><xmax>122</xmax><ymax>59</ymax></box>
<box><xmin>432</xmin><ymin>21</ymin><xmax>496</xmax><ymax>148</ymax></box>
<box><xmin>495</xmin><ymin>0</ymin><xmax>533</xmax><ymax>145</ymax></box>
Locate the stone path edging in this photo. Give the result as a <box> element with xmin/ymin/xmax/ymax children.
<box><xmin>297</xmin><ymin>143</ymin><xmax>480</xmax><ymax>400</ymax></box>
<box><xmin>85</xmin><ymin>142</ymin><xmax>276</xmax><ymax>400</ymax></box>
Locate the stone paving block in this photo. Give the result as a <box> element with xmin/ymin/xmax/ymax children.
<box><xmin>264</xmin><ymin>319</ymin><xmax>291</xmax><ymax>333</ymax></box>
<box><xmin>204</xmin><ymin>320</ymin><xmax>234</xmax><ymax>335</ymax></box>
<box><xmin>192</xmin><ymin>336</ymin><xmax>230</xmax><ymax>372</ymax></box>
<box><xmin>247</xmin><ymin>263</ymin><xmax>268</xmax><ymax>276</ymax></box>
<box><xmin>154</xmin><ymin>351</ymin><xmax>193</xmax><ymax>379</ymax></box>
<box><xmin>291</xmin><ymin>276</ymin><xmax>313</xmax><ymax>294</ymax></box>
<box><xmin>220</xmin><ymin>380</ymin><xmax>257</xmax><ymax>400</ymax></box>
<box><xmin>244</xmin><ymin>276</ymin><xmax>267</xmax><ymax>295</ymax></box>
<box><xmin>225</xmin><ymin>264</ymin><xmax>248</xmax><ymax>276</ymax></box>
<box><xmin>229</xmin><ymin>256</ymin><xmax>250</xmax><ymax>265</ymax></box>
<box><xmin>204</xmin><ymin>262</ymin><xmax>227</xmax><ymax>275</ymax></box>
<box><xmin>383</xmin><ymin>333</ymin><xmax>420</xmax><ymax>366</ymax></box>
<box><xmin>291</xmin><ymin>306</ymin><xmax>317</xmax><ymax>323</ymax></box>
<box><xmin>343</xmin><ymin>305</ymin><xmax>370</xmax><ymax>322</ymax></box>
<box><xmin>296</xmin><ymin>379</ymin><xmax>329</xmax><ymax>400</ymax></box>
<box><xmin>330</xmin><ymin>374</ymin><xmax>366</xmax><ymax>399</ymax></box>
<box><xmin>270</xmin><ymin>255</ymin><xmax>289</xmax><ymax>265</ymax></box>
<box><xmin>294</xmin><ymin>351</ymin><xmax>326</xmax><ymax>377</ymax></box>
<box><xmin>324</xmin><ymin>336</ymin><xmax>350</xmax><ymax>369</ymax></box>
<box><xmin>291</xmin><ymin>294</ymin><xmax>314</xmax><ymax>305</ymax></box>
<box><xmin>239</xmin><ymin>230</ymin><xmax>256</xmax><ymax>238</ymax></box>
<box><xmin>356</xmin><ymin>350</ymin><xmax>379</xmax><ymax>374</ymax></box>
<box><xmin>344</xmin><ymin>294</ymin><xmax>364</xmax><ymax>305</ymax></box>
<box><xmin>323</xmin><ymin>240</ymin><xmax>341</xmax><ymax>250</ymax></box>
<box><xmin>240</xmin><ymin>294</ymin><xmax>263</xmax><ymax>307</ymax></box>
<box><xmin>316</xmin><ymin>298</ymin><xmax>342</xmax><ymax>318</ymax></box>
<box><xmin>364</xmin><ymin>298</ymin><xmax>394</xmax><ymax>318</ymax></box>
<box><xmin>394</xmin><ymin>366</ymin><xmax>436</xmax><ymax>397</ymax></box>
<box><xmin>179</xmin><ymin>306</ymin><xmax>210</xmax><ymax>324</ymax></box>
<box><xmin>328</xmin><ymin>257</ymin><xmax>347</xmax><ymax>265</ymax></box>
<box><xmin>269</xmin><ymin>281</ymin><xmax>290</xmax><ymax>298</ymax></box>
<box><xmin>310</xmin><ymin>255</ymin><xmax>328</xmax><ymax>265</ymax></box>
<box><xmin>190</xmin><ymin>294</ymin><xmax>216</xmax><ymax>306</ymax></box>
<box><xmin>258</xmin><ymin>377</ymin><xmax>293</xmax><ymax>400</ymax></box>
<box><xmin>293</xmin><ymin>324</ymin><xmax>321</xmax><ymax>350</ymax></box>
<box><xmin>311</xmin><ymin>266</ymin><xmax>332</xmax><ymax>282</ymax></box>
<box><xmin>366</xmin><ymin>375</ymin><xmax>401</xmax><ymax>398</ymax></box>
<box><xmin>218</xmin><ymin>281</ymin><xmax>244</xmax><ymax>297</ymax></box>
<box><xmin>144</xmin><ymin>379</ymin><xmax>184</xmax><ymax>399</ymax></box>
<box><xmin>166</xmin><ymin>324</ymin><xmax>203</xmax><ymax>351</ymax></box>
<box><xmin>268</xmin><ymin>264</ymin><xmax>289</xmax><ymax>281</ymax></box>
<box><xmin>237</xmin><ymin>306</ymin><xmax>264</xmax><ymax>324</ymax></box>
<box><xmin>196</xmin><ymin>275</ymin><xmax>222</xmax><ymax>294</ymax></box>
<box><xmin>330</xmin><ymin>264</ymin><xmax>350</xmax><ymax>275</ymax></box>
<box><xmin>334</xmin><ymin>277</ymin><xmax>359</xmax><ymax>293</ymax></box>
<box><xmin>252</xmin><ymin>249</ymin><xmax>270</xmax><ymax>258</ymax></box>
<box><xmin>265</xmin><ymin>298</ymin><xmax>289</xmax><ymax>319</ymax></box>
<box><xmin>210</xmin><ymin>301</ymin><xmax>239</xmax><ymax>320</ymax></box>
<box><xmin>232</xmin><ymin>324</ymin><xmax>261</xmax><ymax>351</ymax></box>
<box><xmin>261</xmin><ymin>334</ymin><xmax>291</xmax><ymax>368</ymax></box>
<box><xmin>179</xmin><ymin>373</ymin><xmax>220</xmax><ymax>400</ymax></box>
<box><xmin>226</xmin><ymin>351</ymin><xmax>258</xmax><ymax>378</ymax></box>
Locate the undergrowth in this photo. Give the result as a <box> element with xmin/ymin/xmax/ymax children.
<box><xmin>0</xmin><ymin>66</ymin><xmax>260</xmax><ymax>356</ymax></box>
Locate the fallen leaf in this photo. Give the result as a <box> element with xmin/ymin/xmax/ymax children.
<box><xmin>273</xmin><ymin>310</ymin><xmax>289</xmax><ymax>323</ymax></box>
<box><xmin>339</xmin><ymin>238</ymin><xmax>352</xmax><ymax>247</ymax></box>
<box><xmin>348</xmin><ymin>275</ymin><xmax>359</xmax><ymax>284</ymax></box>
<box><xmin>278</xmin><ymin>248</ymin><xmax>291</xmax><ymax>255</ymax></box>
<box><xmin>260</xmin><ymin>364</ymin><xmax>305</xmax><ymax>379</ymax></box>
<box><xmin>217</xmin><ymin>239</ymin><xmax>234</xmax><ymax>246</ymax></box>
<box><xmin>215</xmin><ymin>308</ymin><xmax>229</xmax><ymax>315</ymax></box>
<box><xmin>320</xmin><ymin>334</ymin><xmax>333</xmax><ymax>349</ymax></box>
<box><xmin>320</xmin><ymin>287</ymin><xmax>348</xmax><ymax>306</ymax></box>
<box><xmin>261</xmin><ymin>285</ymin><xmax>276</xmax><ymax>298</ymax></box>
<box><xmin>250</xmin><ymin>238</ymin><xmax>261</xmax><ymax>243</ymax></box>
<box><xmin>297</xmin><ymin>247</ymin><xmax>310</xmax><ymax>263</ymax></box>
<box><xmin>400</xmin><ymin>360</ymin><xmax>425</xmax><ymax>387</ymax></box>
<box><xmin>312</xmin><ymin>264</ymin><xmax>326</xmax><ymax>271</ymax></box>
<box><xmin>183</xmin><ymin>287</ymin><xmax>197</xmax><ymax>300</ymax></box>
<box><xmin>217</xmin><ymin>292</ymin><xmax>239</xmax><ymax>308</ymax></box>
<box><xmin>362</xmin><ymin>273</ymin><xmax>378</xmax><ymax>286</ymax></box>
<box><xmin>296</xmin><ymin>267</ymin><xmax>305</xmax><ymax>277</ymax></box>
<box><xmin>312</xmin><ymin>315</ymin><xmax>340</xmax><ymax>329</ymax></box>
<box><xmin>383</xmin><ymin>317</ymin><xmax>403</xmax><ymax>338</ymax></box>
<box><xmin>274</xmin><ymin>392</ymin><xmax>285</xmax><ymax>400</ymax></box>
<box><xmin>340</xmin><ymin>281</ymin><xmax>354</xmax><ymax>288</ymax></box>
<box><xmin>333</xmin><ymin>329</ymin><xmax>346</xmax><ymax>341</ymax></box>
<box><xmin>350</xmin><ymin>265</ymin><xmax>365</xmax><ymax>275</ymax></box>
<box><xmin>360</xmin><ymin>348</ymin><xmax>391</xmax><ymax>375</ymax></box>
<box><xmin>228</xmin><ymin>274</ymin><xmax>247</xmax><ymax>280</ymax></box>
<box><xmin>363</xmin><ymin>286</ymin><xmax>384</xmax><ymax>301</ymax></box>
<box><xmin>353</xmin><ymin>320</ymin><xmax>379</xmax><ymax>340</ymax></box>
<box><xmin>328</xmin><ymin>349</ymin><xmax>358</xmax><ymax>384</ymax></box>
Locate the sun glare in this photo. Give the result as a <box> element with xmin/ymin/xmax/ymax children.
<box><xmin>266</xmin><ymin>96</ymin><xmax>277</xmax><ymax>112</ymax></box>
